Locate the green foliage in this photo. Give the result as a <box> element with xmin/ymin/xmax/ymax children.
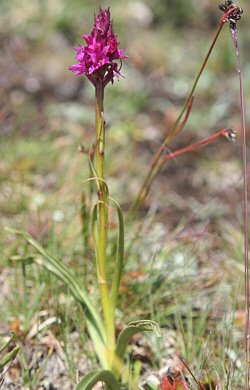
<box><xmin>0</xmin><ymin>332</ymin><xmax>19</xmax><ymax>369</ymax></box>
<box><xmin>75</xmin><ymin>370</ymin><xmax>120</xmax><ymax>390</ymax></box>
<box><xmin>6</xmin><ymin>228</ymin><xmax>108</xmax><ymax>370</ymax></box>
<box><xmin>18</xmin><ymin>341</ymin><xmax>52</xmax><ymax>390</ymax></box>
<box><xmin>114</xmin><ymin>320</ymin><xmax>161</xmax><ymax>365</ymax></box>
<box><xmin>6</xmin><ymin>228</ymin><xmax>162</xmax><ymax>388</ymax></box>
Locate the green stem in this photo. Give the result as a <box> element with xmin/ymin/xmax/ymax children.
<box><xmin>95</xmin><ymin>80</ymin><xmax>115</xmax><ymax>368</ymax></box>
<box><xmin>22</xmin><ymin>262</ymin><xmax>28</xmax><ymax>320</ymax></box>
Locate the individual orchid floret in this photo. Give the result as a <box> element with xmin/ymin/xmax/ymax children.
<box><xmin>69</xmin><ymin>7</ymin><xmax>129</xmax><ymax>87</ymax></box>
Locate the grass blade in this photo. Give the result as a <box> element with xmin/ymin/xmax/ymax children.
<box><xmin>6</xmin><ymin>227</ymin><xmax>108</xmax><ymax>369</ymax></box>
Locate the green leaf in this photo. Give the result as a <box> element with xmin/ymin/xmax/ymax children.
<box><xmin>0</xmin><ymin>346</ymin><xmax>19</xmax><ymax>369</ymax></box>
<box><xmin>146</xmin><ymin>383</ymin><xmax>159</xmax><ymax>390</ymax></box>
<box><xmin>75</xmin><ymin>369</ymin><xmax>120</xmax><ymax>390</ymax></box>
<box><xmin>9</xmin><ymin>254</ymin><xmax>34</xmax><ymax>265</ymax></box>
<box><xmin>109</xmin><ymin>197</ymin><xmax>124</xmax><ymax>318</ymax></box>
<box><xmin>6</xmin><ymin>228</ymin><xmax>108</xmax><ymax>369</ymax></box>
<box><xmin>0</xmin><ymin>331</ymin><xmax>15</xmax><ymax>353</ymax></box>
<box><xmin>128</xmin><ymin>320</ymin><xmax>161</xmax><ymax>338</ymax></box>
<box><xmin>112</xmin><ymin>320</ymin><xmax>161</xmax><ymax>375</ymax></box>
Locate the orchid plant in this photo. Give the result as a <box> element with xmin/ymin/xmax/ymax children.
<box><xmin>5</xmin><ymin>2</ymin><xmax>247</xmax><ymax>390</ymax></box>
<box><xmin>7</xmin><ymin>8</ymin><xmax>161</xmax><ymax>390</ymax></box>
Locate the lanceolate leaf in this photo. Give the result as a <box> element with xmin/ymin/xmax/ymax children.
<box><xmin>112</xmin><ymin>320</ymin><xmax>161</xmax><ymax>375</ymax></box>
<box><xmin>109</xmin><ymin>196</ymin><xmax>125</xmax><ymax>318</ymax></box>
<box><xmin>75</xmin><ymin>369</ymin><xmax>120</xmax><ymax>390</ymax></box>
<box><xmin>146</xmin><ymin>383</ymin><xmax>159</xmax><ymax>390</ymax></box>
<box><xmin>6</xmin><ymin>228</ymin><xmax>108</xmax><ymax>369</ymax></box>
<box><xmin>0</xmin><ymin>346</ymin><xmax>19</xmax><ymax>369</ymax></box>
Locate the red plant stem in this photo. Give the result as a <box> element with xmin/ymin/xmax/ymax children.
<box><xmin>165</xmin><ymin>128</ymin><xmax>229</xmax><ymax>158</ymax></box>
<box><xmin>140</xmin><ymin>129</ymin><xmax>231</xmax><ymax>206</ymax></box>
<box><xmin>126</xmin><ymin>97</ymin><xmax>194</xmax><ymax>221</ymax></box>
<box><xmin>125</xmin><ymin>140</ymin><xmax>165</xmax><ymax>222</ymax></box>
<box><xmin>233</xmin><ymin>29</ymin><xmax>249</xmax><ymax>390</ymax></box>
<box><xmin>169</xmin><ymin>96</ymin><xmax>195</xmax><ymax>142</ymax></box>
<box><xmin>177</xmin><ymin>355</ymin><xmax>205</xmax><ymax>390</ymax></box>
<box><xmin>125</xmin><ymin>97</ymin><xmax>194</xmax><ymax>221</ymax></box>
<box><xmin>165</xmin><ymin>8</ymin><xmax>236</xmax><ymax>145</ymax></box>
<box><xmin>148</xmin><ymin>96</ymin><xmax>195</xmax><ymax>183</ymax></box>
<box><xmin>126</xmin><ymin>11</ymin><xmax>234</xmax><ymax>221</ymax></box>
<box><xmin>239</xmin><ymin>53</ymin><xmax>249</xmax><ymax>390</ymax></box>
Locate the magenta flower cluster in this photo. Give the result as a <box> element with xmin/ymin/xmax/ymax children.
<box><xmin>69</xmin><ymin>8</ymin><xmax>128</xmax><ymax>87</ymax></box>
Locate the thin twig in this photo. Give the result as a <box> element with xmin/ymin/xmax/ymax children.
<box><xmin>164</xmin><ymin>8</ymin><xmax>235</xmax><ymax>145</ymax></box>
<box><xmin>230</xmin><ymin>24</ymin><xmax>249</xmax><ymax>390</ymax></box>
<box><xmin>140</xmin><ymin>129</ymin><xmax>234</xmax><ymax>207</ymax></box>
<box><xmin>127</xmin><ymin>9</ymin><xmax>236</xmax><ymax>221</ymax></box>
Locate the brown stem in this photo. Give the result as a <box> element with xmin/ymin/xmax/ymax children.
<box><xmin>139</xmin><ymin>129</ymin><xmax>231</xmax><ymax>208</ymax></box>
<box><xmin>127</xmin><ymin>13</ymin><xmax>227</xmax><ymax>221</ymax></box>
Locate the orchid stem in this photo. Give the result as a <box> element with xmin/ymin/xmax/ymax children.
<box><xmin>95</xmin><ymin>80</ymin><xmax>115</xmax><ymax>368</ymax></box>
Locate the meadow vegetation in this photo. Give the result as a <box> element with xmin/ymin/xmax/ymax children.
<box><xmin>0</xmin><ymin>0</ymin><xmax>250</xmax><ymax>389</ymax></box>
